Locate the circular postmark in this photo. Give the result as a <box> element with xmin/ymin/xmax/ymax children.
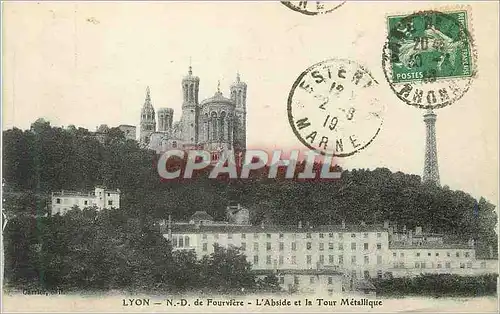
<box><xmin>281</xmin><ymin>1</ymin><xmax>346</xmax><ymax>16</ymax></box>
<box><xmin>287</xmin><ymin>59</ymin><xmax>385</xmax><ymax>157</ymax></box>
<box><xmin>382</xmin><ymin>10</ymin><xmax>476</xmax><ymax>110</ymax></box>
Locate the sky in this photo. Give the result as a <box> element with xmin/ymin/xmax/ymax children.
<box><xmin>2</xmin><ymin>1</ymin><xmax>499</xmax><ymax>205</ymax></box>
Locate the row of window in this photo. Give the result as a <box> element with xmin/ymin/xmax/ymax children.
<box><xmin>249</xmin><ymin>254</ymin><xmax>383</xmax><ymax>266</ymax></box>
<box><xmin>54</xmin><ymin>198</ymin><xmax>114</xmax><ymax>206</ymax></box>
<box><xmin>201</xmin><ymin>241</ymin><xmax>383</xmax><ymax>251</ymax></box>
<box><xmin>202</xmin><ymin>232</ymin><xmax>383</xmax><ymax>240</ymax></box>
<box><xmin>392</xmin><ymin>251</ymin><xmax>471</xmax><ymax>258</ymax></box>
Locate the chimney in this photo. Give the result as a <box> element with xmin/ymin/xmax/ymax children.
<box><xmin>360</xmin><ymin>221</ymin><xmax>366</xmax><ymax>226</ymax></box>
<box><xmin>403</xmin><ymin>225</ymin><xmax>407</xmax><ymax>232</ymax></box>
<box><xmin>306</xmin><ymin>221</ymin><xmax>310</xmax><ymax>229</ymax></box>
<box><xmin>415</xmin><ymin>226</ymin><xmax>422</xmax><ymax>235</ymax></box>
<box><xmin>468</xmin><ymin>238</ymin><xmax>475</xmax><ymax>247</ymax></box>
<box><xmin>383</xmin><ymin>221</ymin><xmax>389</xmax><ymax>229</ymax></box>
<box><xmin>393</xmin><ymin>223</ymin><xmax>398</xmax><ymax>232</ymax></box>
<box><xmin>298</xmin><ymin>221</ymin><xmax>302</xmax><ymax>229</ymax></box>
<box><xmin>341</xmin><ymin>220</ymin><xmax>346</xmax><ymax>229</ymax></box>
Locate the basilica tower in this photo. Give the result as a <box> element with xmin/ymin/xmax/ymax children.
<box><xmin>181</xmin><ymin>66</ymin><xmax>200</xmax><ymax>146</ymax></box>
<box><xmin>230</xmin><ymin>73</ymin><xmax>247</xmax><ymax>152</ymax></box>
<box><xmin>423</xmin><ymin>109</ymin><xmax>440</xmax><ymax>185</ymax></box>
<box><xmin>140</xmin><ymin>86</ymin><xmax>156</xmax><ymax>145</ymax></box>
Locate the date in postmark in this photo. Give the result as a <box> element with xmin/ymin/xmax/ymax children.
<box><xmin>382</xmin><ymin>9</ymin><xmax>476</xmax><ymax>109</ymax></box>
<box><xmin>281</xmin><ymin>1</ymin><xmax>346</xmax><ymax>16</ymax></box>
<box><xmin>287</xmin><ymin>59</ymin><xmax>385</xmax><ymax>157</ymax></box>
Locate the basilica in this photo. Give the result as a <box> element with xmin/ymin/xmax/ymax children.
<box><xmin>139</xmin><ymin>66</ymin><xmax>247</xmax><ymax>155</ymax></box>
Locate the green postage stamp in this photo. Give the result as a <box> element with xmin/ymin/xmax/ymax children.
<box><xmin>387</xmin><ymin>10</ymin><xmax>472</xmax><ymax>83</ymax></box>
<box><xmin>382</xmin><ymin>8</ymin><xmax>476</xmax><ymax>109</ymax></box>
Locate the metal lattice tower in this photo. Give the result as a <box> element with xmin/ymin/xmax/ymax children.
<box><xmin>423</xmin><ymin>109</ymin><xmax>440</xmax><ymax>185</ymax></box>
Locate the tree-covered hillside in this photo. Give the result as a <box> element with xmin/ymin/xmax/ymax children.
<box><xmin>2</xmin><ymin>118</ymin><xmax>498</xmax><ymax>258</ymax></box>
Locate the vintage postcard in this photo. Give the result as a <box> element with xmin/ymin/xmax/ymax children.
<box><xmin>1</xmin><ymin>1</ymin><xmax>499</xmax><ymax>313</ymax></box>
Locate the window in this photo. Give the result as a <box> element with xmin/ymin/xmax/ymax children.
<box><xmin>185</xmin><ymin>236</ymin><xmax>190</xmax><ymax>247</ymax></box>
<box><xmin>179</xmin><ymin>237</ymin><xmax>184</xmax><ymax>247</ymax></box>
<box><xmin>202</xmin><ymin>234</ymin><xmax>207</xmax><ymax>240</ymax></box>
<box><xmin>428</xmin><ymin>252</ymin><xmax>431</xmax><ymax>256</ymax></box>
<box><xmin>328</xmin><ymin>277</ymin><xmax>333</xmax><ymax>284</ymax></box>
<box><xmin>339</xmin><ymin>255</ymin><xmax>344</xmax><ymax>264</ymax></box>
<box><xmin>279</xmin><ymin>277</ymin><xmax>284</xmax><ymax>284</ymax></box>
<box><xmin>393</xmin><ymin>252</ymin><xmax>397</xmax><ymax>257</ymax></box>
<box><xmin>415</xmin><ymin>262</ymin><xmax>420</xmax><ymax>268</ymax></box>
<box><xmin>84</xmin><ymin>200</ymin><xmax>88</xmax><ymax>205</ymax></box>
<box><xmin>254</xmin><ymin>242</ymin><xmax>258</xmax><ymax>251</ymax></box>
<box><xmin>339</xmin><ymin>243</ymin><xmax>344</xmax><ymax>250</ymax></box>
<box><xmin>364</xmin><ymin>243</ymin><xmax>369</xmax><ymax>250</ymax></box>
<box><xmin>377</xmin><ymin>255</ymin><xmax>382</xmax><ymax>265</ymax></box>
<box><xmin>351</xmin><ymin>233</ymin><xmax>356</xmax><ymax>238</ymax></box>
<box><xmin>435</xmin><ymin>252</ymin><xmax>439</xmax><ymax>256</ymax></box>
<box><xmin>266</xmin><ymin>242</ymin><xmax>271</xmax><ymax>251</ymax></box>
<box><xmin>291</xmin><ymin>242</ymin><xmax>297</xmax><ymax>251</ymax></box>
<box><xmin>437</xmin><ymin>263</ymin><xmax>442</xmax><ymax>268</ymax></box>
<box><xmin>294</xmin><ymin>276</ymin><xmax>299</xmax><ymax>285</ymax></box>
<box><xmin>310</xmin><ymin>276</ymin><xmax>315</xmax><ymax>284</ymax></box>
<box><xmin>279</xmin><ymin>255</ymin><xmax>284</xmax><ymax>265</ymax></box>
<box><xmin>329</xmin><ymin>255</ymin><xmax>334</xmax><ymax>264</ymax></box>
<box><xmin>377</xmin><ymin>270</ymin><xmax>383</xmax><ymax>279</ymax></box>
<box><xmin>319</xmin><ymin>233</ymin><xmax>324</xmax><ymax>238</ymax></box>
<box><xmin>364</xmin><ymin>233</ymin><xmax>368</xmax><ymax>238</ymax></box>
<box><xmin>465</xmin><ymin>252</ymin><xmax>470</xmax><ymax>257</ymax></box>
<box><xmin>307</xmin><ymin>242</ymin><xmax>312</xmax><ymax>250</ymax></box>
<box><xmin>480</xmin><ymin>262</ymin><xmax>486</xmax><ymax>268</ymax></box>
<box><xmin>416</xmin><ymin>252</ymin><xmax>420</xmax><ymax>257</ymax></box>
<box><xmin>456</xmin><ymin>252</ymin><xmax>460</xmax><ymax>257</ymax></box>
<box><xmin>377</xmin><ymin>232</ymin><xmax>381</xmax><ymax>238</ymax></box>
<box><xmin>421</xmin><ymin>262</ymin><xmax>426</xmax><ymax>268</ymax></box>
<box><xmin>266</xmin><ymin>255</ymin><xmax>271</xmax><ymax>264</ymax></box>
<box><xmin>377</xmin><ymin>243</ymin><xmax>382</xmax><ymax>250</ymax></box>
<box><xmin>329</xmin><ymin>242</ymin><xmax>334</xmax><ymax>250</ymax></box>
<box><xmin>107</xmin><ymin>193</ymin><xmax>110</xmax><ymax>197</ymax></box>
<box><xmin>446</xmin><ymin>252</ymin><xmax>450</xmax><ymax>257</ymax></box>
<box><xmin>351</xmin><ymin>256</ymin><xmax>356</xmax><ymax>265</ymax></box>
<box><xmin>108</xmin><ymin>200</ymin><xmax>113</xmax><ymax>206</ymax></box>
<box><xmin>228</xmin><ymin>233</ymin><xmax>233</xmax><ymax>239</ymax></box>
<box><xmin>292</xmin><ymin>256</ymin><xmax>297</xmax><ymax>264</ymax></box>
<box><xmin>400</xmin><ymin>252</ymin><xmax>404</xmax><ymax>257</ymax></box>
<box><xmin>254</xmin><ymin>233</ymin><xmax>259</xmax><ymax>239</ymax></box>
<box><xmin>241</xmin><ymin>233</ymin><xmax>246</xmax><ymax>239</ymax></box>
<box><xmin>329</xmin><ymin>233</ymin><xmax>334</xmax><ymax>238</ymax></box>
<box><xmin>266</xmin><ymin>233</ymin><xmax>271</xmax><ymax>239</ymax></box>
<box><xmin>306</xmin><ymin>233</ymin><xmax>311</xmax><ymax>238</ymax></box>
<box><xmin>203</xmin><ymin>243</ymin><xmax>208</xmax><ymax>251</ymax></box>
<box><xmin>253</xmin><ymin>255</ymin><xmax>259</xmax><ymax>264</ymax></box>
<box><xmin>460</xmin><ymin>263</ymin><xmax>465</xmax><ymax>268</ymax></box>
<box><xmin>319</xmin><ymin>255</ymin><xmax>324</xmax><ymax>264</ymax></box>
<box><xmin>351</xmin><ymin>242</ymin><xmax>356</xmax><ymax>250</ymax></box>
<box><xmin>279</xmin><ymin>242</ymin><xmax>284</xmax><ymax>251</ymax></box>
<box><xmin>319</xmin><ymin>243</ymin><xmax>324</xmax><ymax>251</ymax></box>
<box><xmin>466</xmin><ymin>262</ymin><xmax>472</xmax><ymax>268</ymax></box>
<box><xmin>241</xmin><ymin>243</ymin><xmax>246</xmax><ymax>251</ymax></box>
<box><xmin>279</xmin><ymin>233</ymin><xmax>284</xmax><ymax>239</ymax></box>
<box><xmin>364</xmin><ymin>270</ymin><xmax>370</xmax><ymax>279</ymax></box>
<box><xmin>364</xmin><ymin>256</ymin><xmax>369</xmax><ymax>264</ymax></box>
<box><xmin>446</xmin><ymin>262</ymin><xmax>451</xmax><ymax>268</ymax></box>
<box><xmin>307</xmin><ymin>255</ymin><xmax>312</xmax><ymax>264</ymax></box>
<box><xmin>56</xmin><ymin>198</ymin><xmax>61</xmax><ymax>204</ymax></box>
<box><xmin>339</xmin><ymin>233</ymin><xmax>344</xmax><ymax>239</ymax></box>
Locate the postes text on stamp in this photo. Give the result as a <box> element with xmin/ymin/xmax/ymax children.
<box><xmin>382</xmin><ymin>9</ymin><xmax>476</xmax><ymax>110</ymax></box>
<box><xmin>281</xmin><ymin>1</ymin><xmax>346</xmax><ymax>16</ymax></box>
<box><xmin>287</xmin><ymin>59</ymin><xmax>385</xmax><ymax>157</ymax></box>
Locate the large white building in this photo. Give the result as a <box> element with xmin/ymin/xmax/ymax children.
<box><xmin>160</xmin><ymin>210</ymin><xmax>498</xmax><ymax>294</ymax></box>
<box><xmin>50</xmin><ymin>186</ymin><xmax>121</xmax><ymax>215</ymax></box>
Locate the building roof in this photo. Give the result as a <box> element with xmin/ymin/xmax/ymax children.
<box><xmin>190</xmin><ymin>211</ymin><xmax>214</xmax><ymax>222</ymax></box>
<box><xmin>200</xmin><ymin>91</ymin><xmax>234</xmax><ymax>106</ymax></box>
<box><xmin>162</xmin><ymin>223</ymin><xmax>387</xmax><ymax>234</ymax></box>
